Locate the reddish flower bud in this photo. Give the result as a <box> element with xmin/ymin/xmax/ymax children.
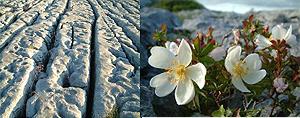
<box><xmin>209</xmin><ymin>39</ymin><xmax>216</xmax><ymax>45</ymax></box>
<box><xmin>248</xmin><ymin>14</ymin><xmax>254</xmax><ymax>23</ymax></box>
<box><xmin>263</xmin><ymin>25</ymin><xmax>269</xmax><ymax>32</ymax></box>
<box><xmin>242</xmin><ymin>20</ymin><xmax>248</xmax><ymax>28</ymax></box>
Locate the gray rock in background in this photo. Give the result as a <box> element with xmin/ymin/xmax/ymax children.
<box><xmin>251</xmin><ymin>10</ymin><xmax>300</xmax><ymax>38</ymax></box>
<box><xmin>140</xmin><ymin>0</ymin><xmax>155</xmax><ymax>8</ymax></box>
<box><xmin>141</xmin><ymin>7</ymin><xmax>181</xmax><ymax>69</ymax></box>
<box><xmin>177</xmin><ymin>9</ymin><xmax>300</xmax><ymax>40</ymax></box>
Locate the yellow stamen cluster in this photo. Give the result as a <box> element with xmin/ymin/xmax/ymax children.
<box><xmin>233</xmin><ymin>61</ymin><xmax>247</xmax><ymax>77</ymax></box>
<box><xmin>166</xmin><ymin>60</ymin><xmax>186</xmax><ymax>84</ymax></box>
<box><xmin>175</xmin><ymin>65</ymin><xmax>186</xmax><ymax>80</ymax></box>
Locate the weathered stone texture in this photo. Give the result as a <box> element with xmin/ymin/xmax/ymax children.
<box><xmin>88</xmin><ymin>0</ymin><xmax>140</xmax><ymax>117</ymax></box>
<box><xmin>0</xmin><ymin>0</ymin><xmax>140</xmax><ymax>117</ymax></box>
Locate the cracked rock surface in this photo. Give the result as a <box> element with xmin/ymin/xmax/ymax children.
<box><xmin>0</xmin><ymin>0</ymin><xmax>140</xmax><ymax>118</ymax></box>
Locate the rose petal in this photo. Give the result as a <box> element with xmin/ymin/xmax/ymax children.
<box><xmin>175</xmin><ymin>79</ymin><xmax>195</xmax><ymax>105</ymax></box>
<box><xmin>150</xmin><ymin>72</ymin><xmax>171</xmax><ymax>87</ymax></box>
<box><xmin>232</xmin><ymin>77</ymin><xmax>251</xmax><ymax>92</ymax></box>
<box><xmin>244</xmin><ymin>53</ymin><xmax>262</xmax><ymax>71</ymax></box>
<box><xmin>255</xmin><ymin>34</ymin><xmax>272</xmax><ymax>49</ymax></box>
<box><xmin>177</xmin><ymin>39</ymin><xmax>192</xmax><ymax>67</ymax></box>
<box><xmin>242</xmin><ymin>70</ymin><xmax>266</xmax><ymax>84</ymax></box>
<box><xmin>165</xmin><ymin>41</ymin><xmax>179</xmax><ymax>55</ymax></box>
<box><xmin>284</xmin><ymin>25</ymin><xmax>292</xmax><ymax>40</ymax></box>
<box><xmin>287</xmin><ymin>35</ymin><xmax>297</xmax><ymax>47</ymax></box>
<box><xmin>271</xmin><ymin>25</ymin><xmax>287</xmax><ymax>40</ymax></box>
<box><xmin>150</xmin><ymin>73</ymin><xmax>177</xmax><ymax>97</ymax></box>
<box><xmin>186</xmin><ymin>63</ymin><xmax>206</xmax><ymax>89</ymax></box>
<box><xmin>225</xmin><ymin>46</ymin><xmax>241</xmax><ymax>74</ymax></box>
<box><xmin>148</xmin><ymin>46</ymin><xmax>175</xmax><ymax>69</ymax></box>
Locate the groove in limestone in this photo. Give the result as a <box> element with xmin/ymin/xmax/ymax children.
<box><xmin>111</xmin><ymin>1</ymin><xmax>139</xmax><ymax>28</ymax></box>
<box><xmin>0</xmin><ymin>11</ymin><xmax>40</xmax><ymax>53</ymax></box>
<box><xmin>0</xmin><ymin>13</ymin><xmax>18</xmax><ymax>33</ymax></box>
<box><xmin>25</xmin><ymin>0</ymin><xmax>95</xmax><ymax>117</ymax></box>
<box><xmin>0</xmin><ymin>0</ymin><xmax>57</xmax><ymax>53</ymax></box>
<box><xmin>0</xmin><ymin>0</ymin><xmax>70</xmax><ymax>117</ymax></box>
<box><xmin>96</xmin><ymin>0</ymin><xmax>140</xmax><ymax>52</ymax></box>
<box><xmin>96</xmin><ymin>0</ymin><xmax>139</xmax><ymax>71</ymax></box>
<box><xmin>70</xmin><ymin>25</ymin><xmax>74</xmax><ymax>49</ymax></box>
<box><xmin>103</xmin><ymin>15</ymin><xmax>140</xmax><ymax>70</ymax></box>
<box><xmin>99</xmin><ymin>13</ymin><xmax>140</xmax><ymax>117</ymax></box>
<box><xmin>101</xmin><ymin>0</ymin><xmax>139</xmax><ymax>31</ymax></box>
<box><xmin>97</xmin><ymin>4</ymin><xmax>140</xmax><ymax>70</ymax></box>
<box><xmin>98</xmin><ymin>13</ymin><xmax>138</xmax><ymax>53</ymax></box>
<box><xmin>43</xmin><ymin>0</ymin><xmax>93</xmax><ymax>89</ymax></box>
<box><xmin>86</xmin><ymin>0</ymin><xmax>98</xmax><ymax>117</ymax></box>
<box><xmin>89</xmin><ymin>0</ymin><xmax>140</xmax><ymax>117</ymax></box>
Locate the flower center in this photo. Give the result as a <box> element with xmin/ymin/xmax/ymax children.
<box><xmin>233</xmin><ymin>61</ymin><xmax>247</xmax><ymax>77</ymax></box>
<box><xmin>175</xmin><ymin>65</ymin><xmax>186</xmax><ymax>79</ymax></box>
<box><xmin>166</xmin><ymin>62</ymin><xmax>186</xmax><ymax>84</ymax></box>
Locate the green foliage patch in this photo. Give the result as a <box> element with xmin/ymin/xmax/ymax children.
<box><xmin>151</xmin><ymin>0</ymin><xmax>205</xmax><ymax>12</ymax></box>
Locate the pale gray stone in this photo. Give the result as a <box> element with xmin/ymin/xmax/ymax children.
<box><xmin>0</xmin><ymin>0</ymin><xmax>140</xmax><ymax>117</ymax></box>
<box><xmin>89</xmin><ymin>0</ymin><xmax>140</xmax><ymax>117</ymax></box>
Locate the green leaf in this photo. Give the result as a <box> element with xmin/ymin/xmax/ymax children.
<box><xmin>211</xmin><ymin>105</ymin><xmax>225</xmax><ymax>117</ymax></box>
<box><xmin>152</xmin><ymin>24</ymin><xmax>168</xmax><ymax>42</ymax></box>
<box><xmin>246</xmin><ymin>109</ymin><xmax>261</xmax><ymax>117</ymax></box>
<box><xmin>200</xmin><ymin>43</ymin><xmax>215</xmax><ymax>56</ymax></box>
<box><xmin>225</xmin><ymin>108</ymin><xmax>233</xmax><ymax>117</ymax></box>
<box><xmin>199</xmin><ymin>56</ymin><xmax>215</xmax><ymax>67</ymax></box>
<box><xmin>193</xmin><ymin>37</ymin><xmax>201</xmax><ymax>52</ymax></box>
<box><xmin>194</xmin><ymin>94</ymin><xmax>201</xmax><ymax>111</ymax></box>
<box><xmin>197</xmin><ymin>91</ymin><xmax>208</xmax><ymax>99</ymax></box>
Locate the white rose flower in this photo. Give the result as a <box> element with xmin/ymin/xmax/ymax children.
<box><xmin>148</xmin><ymin>39</ymin><xmax>207</xmax><ymax>105</ymax></box>
<box><xmin>225</xmin><ymin>46</ymin><xmax>267</xmax><ymax>92</ymax></box>
<box><xmin>255</xmin><ymin>25</ymin><xmax>300</xmax><ymax>57</ymax></box>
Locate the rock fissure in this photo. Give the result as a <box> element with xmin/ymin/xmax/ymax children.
<box><xmin>86</xmin><ymin>0</ymin><xmax>98</xmax><ymax>117</ymax></box>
